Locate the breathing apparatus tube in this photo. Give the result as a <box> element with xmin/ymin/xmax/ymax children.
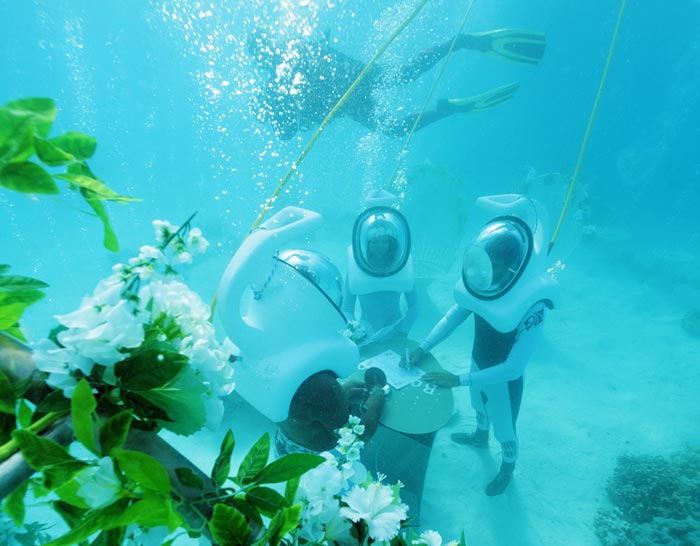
<box><xmin>249</xmin><ymin>0</ymin><xmax>430</xmax><ymax>232</ymax></box>
<box><xmin>549</xmin><ymin>0</ymin><xmax>627</xmax><ymax>254</ymax></box>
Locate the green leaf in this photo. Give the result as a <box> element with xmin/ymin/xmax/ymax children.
<box><xmin>51</xmin><ymin>500</ymin><xmax>88</xmax><ymax>528</ymax></box>
<box><xmin>0</xmin><ymin>302</ymin><xmax>26</xmax><ymax>330</ymax></box>
<box><xmin>255</xmin><ymin>504</ymin><xmax>302</xmax><ymax>546</ymax></box>
<box><xmin>34</xmin><ymin>136</ymin><xmax>75</xmax><ymax>166</ymax></box>
<box><xmin>12</xmin><ymin>429</ymin><xmax>78</xmax><ymax>470</ymax></box>
<box><xmin>284</xmin><ymin>476</ymin><xmax>300</xmax><ymax>506</ymax></box>
<box><xmin>116</xmin><ymin>345</ymin><xmax>187</xmax><ymax>391</ymax></box>
<box><xmin>37</xmin><ymin>389</ymin><xmax>71</xmax><ymax>413</ymax></box>
<box><xmin>4</xmin><ymin>97</ymin><xmax>56</xmax><ymax>138</ymax></box>
<box><xmin>114</xmin><ymin>495</ymin><xmax>182</xmax><ymax>531</ymax></box>
<box><xmin>89</xmin><ymin>527</ymin><xmax>126</xmax><ymax>546</ymax></box>
<box><xmin>175</xmin><ymin>467</ymin><xmax>205</xmax><ymax>491</ymax></box>
<box><xmin>0</xmin><ymin>98</ymin><xmax>55</xmax><ymax>161</ymax></box>
<box><xmin>71</xmin><ymin>379</ymin><xmax>98</xmax><ymax>455</ymax></box>
<box><xmin>0</xmin><ymin>288</ymin><xmax>46</xmax><ymax>307</ymax></box>
<box><xmin>0</xmin><ymin>161</ymin><xmax>58</xmax><ymax>194</ymax></box>
<box><xmin>2</xmin><ymin>480</ymin><xmax>28</xmax><ymax>527</ymax></box>
<box><xmin>81</xmin><ymin>191</ymin><xmax>119</xmax><ymax>252</ymax></box>
<box><xmin>212</xmin><ymin>430</ymin><xmax>235</xmax><ymax>488</ymax></box>
<box><xmin>0</xmin><ymin>369</ymin><xmax>15</xmax><ymax>414</ymax></box>
<box><xmin>98</xmin><ymin>410</ymin><xmax>132</xmax><ymax>455</ymax></box>
<box><xmin>45</xmin><ymin>459</ymin><xmax>93</xmax><ymax>491</ymax></box>
<box><xmin>16</xmin><ymin>399</ymin><xmax>33</xmax><ymax>428</ymax></box>
<box><xmin>50</xmin><ymin>132</ymin><xmax>97</xmax><ymax>160</ymax></box>
<box><xmin>0</xmin><ymin>274</ymin><xmax>49</xmax><ymax>291</ymax></box>
<box><xmin>112</xmin><ymin>449</ymin><xmax>171</xmax><ymax>492</ymax></box>
<box><xmin>253</xmin><ymin>453</ymin><xmax>325</xmax><ymax>485</ymax></box>
<box><xmin>246</xmin><ymin>486</ymin><xmax>287</xmax><ymax>517</ymax></box>
<box><xmin>43</xmin><ymin>498</ymin><xmax>130</xmax><ymax>546</ymax></box>
<box><xmin>236</xmin><ymin>433</ymin><xmax>270</xmax><ymax>485</ymax></box>
<box><xmin>133</xmin><ymin>367</ymin><xmax>207</xmax><ymax>436</ymax></box>
<box><xmin>54</xmin><ymin>172</ymin><xmax>136</xmax><ymax>202</ymax></box>
<box><xmin>0</xmin><ymin>265</ymin><xmax>9</xmax><ymax>275</ymax></box>
<box><xmin>209</xmin><ymin>503</ymin><xmax>251</xmax><ymax>546</ymax></box>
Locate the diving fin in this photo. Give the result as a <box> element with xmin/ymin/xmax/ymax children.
<box><xmin>438</xmin><ymin>82</ymin><xmax>519</xmax><ymax>113</ymax></box>
<box><xmin>471</xmin><ymin>28</ymin><xmax>546</xmax><ymax>65</ymax></box>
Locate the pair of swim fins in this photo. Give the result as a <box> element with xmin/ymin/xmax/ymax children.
<box><xmin>441</xmin><ymin>29</ymin><xmax>545</xmax><ymax>113</ymax></box>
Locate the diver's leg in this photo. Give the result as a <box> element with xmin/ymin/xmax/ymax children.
<box><xmin>452</xmin><ymin>387</ymin><xmax>490</xmax><ymax>447</ymax></box>
<box><xmin>484</xmin><ymin>377</ymin><xmax>523</xmax><ymax>496</ymax></box>
<box><xmin>393</xmin><ymin>39</ymin><xmax>464</xmax><ymax>84</ymax></box>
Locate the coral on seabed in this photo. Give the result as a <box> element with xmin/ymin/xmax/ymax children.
<box><xmin>595</xmin><ymin>447</ymin><xmax>700</xmax><ymax>546</ymax></box>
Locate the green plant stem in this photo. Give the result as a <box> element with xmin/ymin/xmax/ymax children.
<box><xmin>0</xmin><ymin>410</ymin><xmax>67</xmax><ymax>462</ymax></box>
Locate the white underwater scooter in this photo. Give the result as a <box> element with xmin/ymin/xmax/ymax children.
<box><xmin>216</xmin><ymin>206</ymin><xmax>358</xmax><ymax>422</ymax></box>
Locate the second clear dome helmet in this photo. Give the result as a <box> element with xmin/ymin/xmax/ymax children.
<box><xmin>352</xmin><ymin>207</ymin><xmax>411</xmax><ymax>277</ymax></box>
<box><xmin>462</xmin><ymin>216</ymin><xmax>533</xmax><ymax>299</ymax></box>
<box><xmin>277</xmin><ymin>249</ymin><xmax>344</xmax><ymax>308</ymax></box>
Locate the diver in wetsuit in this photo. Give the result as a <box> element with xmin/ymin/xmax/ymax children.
<box><xmin>247</xmin><ymin>28</ymin><xmax>546</xmax><ymax>139</ymax></box>
<box><xmin>407</xmin><ymin>194</ymin><xmax>560</xmax><ymax>496</ymax></box>
<box><xmin>342</xmin><ymin>204</ymin><xmax>418</xmax><ymax>343</ymax></box>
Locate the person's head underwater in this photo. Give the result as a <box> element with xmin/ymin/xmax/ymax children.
<box><xmin>365</xmin><ymin>222</ymin><xmax>400</xmax><ymax>272</ymax></box>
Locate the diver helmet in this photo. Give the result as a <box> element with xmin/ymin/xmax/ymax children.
<box><xmin>347</xmin><ymin>206</ymin><xmax>414</xmax><ymax>294</ymax></box>
<box><xmin>461</xmin><ymin>216</ymin><xmax>533</xmax><ymax>300</ymax></box>
<box><xmin>216</xmin><ymin>206</ymin><xmax>358</xmax><ymax>422</ymax></box>
<box><xmin>277</xmin><ymin>248</ymin><xmax>343</xmax><ymax>309</ymax></box>
<box><xmin>454</xmin><ymin>194</ymin><xmax>559</xmax><ymax>332</ymax></box>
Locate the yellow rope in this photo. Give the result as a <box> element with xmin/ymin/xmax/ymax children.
<box><xmin>249</xmin><ymin>0</ymin><xmax>430</xmax><ymax>232</ymax></box>
<box><xmin>387</xmin><ymin>0</ymin><xmax>477</xmax><ymax>187</ymax></box>
<box><xmin>549</xmin><ymin>0</ymin><xmax>627</xmax><ymax>253</ymax></box>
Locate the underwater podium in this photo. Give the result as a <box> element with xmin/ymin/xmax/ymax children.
<box><xmin>216</xmin><ymin>206</ymin><xmax>358</xmax><ymax>423</ymax></box>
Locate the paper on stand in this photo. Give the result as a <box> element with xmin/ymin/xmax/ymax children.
<box><xmin>358</xmin><ymin>349</ymin><xmax>424</xmax><ymax>390</ymax></box>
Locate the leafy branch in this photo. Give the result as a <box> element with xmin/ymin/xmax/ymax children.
<box><xmin>0</xmin><ymin>97</ymin><xmax>139</xmax><ymax>252</ymax></box>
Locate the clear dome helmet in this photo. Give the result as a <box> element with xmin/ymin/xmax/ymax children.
<box><xmin>352</xmin><ymin>206</ymin><xmax>411</xmax><ymax>277</ymax></box>
<box><xmin>461</xmin><ymin>216</ymin><xmax>533</xmax><ymax>300</ymax></box>
<box><xmin>277</xmin><ymin>248</ymin><xmax>344</xmax><ymax>310</ymax></box>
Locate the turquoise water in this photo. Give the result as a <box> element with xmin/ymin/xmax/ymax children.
<box><xmin>2</xmin><ymin>1</ymin><xmax>700</xmax><ymax>545</ymax></box>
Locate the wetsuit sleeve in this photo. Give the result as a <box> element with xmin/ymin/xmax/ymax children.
<box><xmin>398</xmin><ymin>285</ymin><xmax>419</xmax><ymax>335</ymax></box>
<box><xmin>466</xmin><ymin>302</ymin><xmax>546</xmax><ymax>387</ymax></box>
<box><xmin>341</xmin><ymin>275</ymin><xmax>356</xmax><ymax>321</ymax></box>
<box><xmin>419</xmin><ymin>304</ymin><xmax>471</xmax><ymax>353</ymax></box>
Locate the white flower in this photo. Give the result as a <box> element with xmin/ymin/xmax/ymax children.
<box><xmin>187</xmin><ymin>227</ymin><xmax>209</xmax><ymax>253</ymax></box>
<box><xmin>33</xmin><ymin>339</ymin><xmax>90</xmax><ymax>397</ymax></box>
<box><xmin>74</xmin><ymin>457</ymin><xmax>123</xmax><ymax>509</ymax></box>
<box><xmin>416</xmin><ymin>530</ymin><xmax>450</xmax><ymax>546</ymax></box>
<box><xmin>123</xmin><ymin>524</ymin><xmax>170</xmax><ymax>546</ymax></box>
<box><xmin>152</xmin><ymin>220</ymin><xmax>178</xmax><ymax>244</ymax></box>
<box><xmin>340</xmin><ymin>482</ymin><xmax>408</xmax><ymax>541</ymax></box>
<box><xmin>138</xmin><ymin>245</ymin><xmax>164</xmax><ymax>261</ymax></box>
<box><xmin>57</xmin><ymin>299</ymin><xmax>146</xmax><ymax>366</ymax></box>
<box><xmin>299</xmin><ymin>460</ymin><xmax>345</xmax><ymax>516</ymax></box>
<box><xmin>171</xmin><ymin>250</ymin><xmax>193</xmax><ymax>265</ymax></box>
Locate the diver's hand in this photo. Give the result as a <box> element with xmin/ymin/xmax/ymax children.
<box><xmin>422</xmin><ymin>371</ymin><xmax>459</xmax><ymax>388</ymax></box>
<box><xmin>401</xmin><ymin>347</ymin><xmax>425</xmax><ymax>369</ymax></box>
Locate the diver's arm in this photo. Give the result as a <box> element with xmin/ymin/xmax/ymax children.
<box><xmin>359</xmin><ymin>387</ymin><xmax>386</xmax><ymax>441</ymax></box>
<box><xmin>419</xmin><ymin>304</ymin><xmax>471</xmax><ymax>353</ymax></box>
<box><xmin>462</xmin><ymin>302</ymin><xmax>546</xmax><ymax>387</ymax></box>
